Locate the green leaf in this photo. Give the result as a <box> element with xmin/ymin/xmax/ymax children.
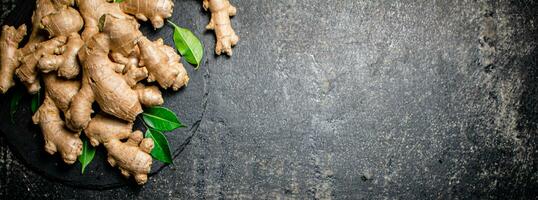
<box><xmin>169</xmin><ymin>20</ymin><xmax>204</xmax><ymax>68</ymax></box>
<box><xmin>78</xmin><ymin>137</ymin><xmax>96</xmax><ymax>174</ymax></box>
<box><xmin>142</xmin><ymin>106</ymin><xmax>185</xmax><ymax>131</ymax></box>
<box><xmin>113</xmin><ymin>0</ymin><xmax>125</xmax><ymax>3</ymax></box>
<box><xmin>31</xmin><ymin>90</ymin><xmax>41</xmax><ymax>113</ymax></box>
<box><xmin>10</xmin><ymin>89</ymin><xmax>23</xmax><ymax>124</ymax></box>
<box><xmin>98</xmin><ymin>15</ymin><xmax>106</xmax><ymax>32</ymax></box>
<box><xmin>145</xmin><ymin>129</ymin><xmax>173</xmax><ymax>164</ymax></box>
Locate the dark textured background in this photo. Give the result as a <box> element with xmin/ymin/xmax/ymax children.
<box><xmin>1</xmin><ymin>0</ymin><xmax>538</xmax><ymax>199</ymax></box>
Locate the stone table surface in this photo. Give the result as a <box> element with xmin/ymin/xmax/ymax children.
<box><xmin>1</xmin><ymin>0</ymin><xmax>537</xmax><ymax>199</ymax></box>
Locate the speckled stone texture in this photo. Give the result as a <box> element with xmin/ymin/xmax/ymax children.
<box><xmin>1</xmin><ymin>0</ymin><xmax>537</xmax><ymax>199</ymax></box>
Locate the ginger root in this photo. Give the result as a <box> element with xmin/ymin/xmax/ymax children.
<box><xmin>85</xmin><ymin>114</ymin><xmax>133</xmax><ymax>146</ymax></box>
<box><xmin>0</xmin><ymin>25</ymin><xmax>26</xmax><ymax>93</ymax></box>
<box><xmin>41</xmin><ymin>5</ymin><xmax>84</xmax><ymax>38</ymax></box>
<box><xmin>13</xmin><ymin>0</ymin><xmax>84</xmax><ymax>93</ymax></box>
<box><xmin>33</xmin><ymin>96</ymin><xmax>82</xmax><ymax>164</ymax></box>
<box><xmin>76</xmin><ymin>33</ymin><xmax>142</xmax><ymax>123</ymax></box>
<box><xmin>76</xmin><ymin>0</ymin><xmax>134</xmax><ymax>41</ymax></box>
<box><xmin>135</xmin><ymin>83</ymin><xmax>164</xmax><ymax>106</ymax></box>
<box><xmin>203</xmin><ymin>0</ymin><xmax>239</xmax><ymax>56</ymax></box>
<box><xmin>42</xmin><ymin>73</ymin><xmax>81</xmax><ymax>112</ymax></box>
<box><xmin>20</xmin><ymin>0</ymin><xmax>60</xmax><ymax>53</ymax></box>
<box><xmin>0</xmin><ymin>0</ymin><xmax>61</xmax><ymax>93</ymax></box>
<box><xmin>17</xmin><ymin>36</ymin><xmax>67</xmax><ymax>93</ymax></box>
<box><xmin>65</xmin><ymin>75</ymin><xmax>94</xmax><ymax>131</ymax></box>
<box><xmin>106</xmin><ymin>131</ymin><xmax>154</xmax><ymax>184</ymax></box>
<box><xmin>139</xmin><ymin>37</ymin><xmax>189</xmax><ymax>90</ymax></box>
<box><xmin>32</xmin><ymin>74</ymin><xmax>82</xmax><ymax>164</ymax></box>
<box><xmin>0</xmin><ymin>0</ymin><xmax>241</xmax><ymax>185</ymax></box>
<box><xmin>85</xmin><ymin>114</ymin><xmax>154</xmax><ymax>184</ymax></box>
<box><xmin>39</xmin><ymin>33</ymin><xmax>83</xmax><ymax>79</ymax></box>
<box><xmin>119</xmin><ymin>0</ymin><xmax>174</xmax><ymax>28</ymax></box>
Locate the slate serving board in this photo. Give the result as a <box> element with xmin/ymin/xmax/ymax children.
<box><xmin>0</xmin><ymin>0</ymin><xmax>209</xmax><ymax>189</ymax></box>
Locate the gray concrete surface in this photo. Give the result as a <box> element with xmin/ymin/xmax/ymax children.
<box><xmin>1</xmin><ymin>0</ymin><xmax>537</xmax><ymax>199</ymax></box>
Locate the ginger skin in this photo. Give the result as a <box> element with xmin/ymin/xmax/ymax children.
<box><xmin>85</xmin><ymin>114</ymin><xmax>133</xmax><ymax>147</ymax></box>
<box><xmin>82</xmin><ymin>34</ymin><xmax>142</xmax><ymax>122</ymax></box>
<box><xmin>0</xmin><ymin>25</ymin><xmax>26</xmax><ymax>93</ymax></box>
<box><xmin>0</xmin><ymin>0</ymin><xmax>81</xmax><ymax>93</ymax></box>
<box><xmin>20</xmin><ymin>0</ymin><xmax>58</xmax><ymax>54</ymax></box>
<box><xmin>65</xmin><ymin>75</ymin><xmax>94</xmax><ymax>131</ymax></box>
<box><xmin>75</xmin><ymin>0</ymin><xmax>134</xmax><ymax>41</ymax></box>
<box><xmin>33</xmin><ymin>74</ymin><xmax>81</xmax><ymax>164</ymax></box>
<box><xmin>39</xmin><ymin>33</ymin><xmax>84</xmax><ymax>79</ymax></box>
<box><xmin>66</xmin><ymin>32</ymin><xmax>166</xmax><ymax>131</ymax></box>
<box><xmin>15</xmin><ymin>0</ymin><xmax>84</xmax><ymax>93</ymax></box>
<box><xmin>119</xmin><ymin>0</ymin><xmax>174</xmax><ymax>28</ymax></box>
<box><xmin>100</xmin><ymin>14</ymin><xmax>142</xmax><ymax>56</ymax></box>
<box><xmin>17</xmin><ymin>36</ymin><xmax>67</xmax><ymax>94</ymax></box>
<box><xmin>111</xmin><ymin>47</ymin><xmax>151</xmax><ymax>88</ymax></box>
<box><xmin>138</xmin><ymin>37</ymin><xmax>189</xmax><ymax>90</ymax></box>
<box><xmin>65</xmin><ymin>29</ymin><xmax>164</xmax><ymax>131</ymax></box>
<box><xmin>100</xmin><ymin>14</ymin><xmax>188</xmax><ymax>91</ymax></box>
<box><xmin>203</xmin><ymin>0</ymin><xmax>239</xmax><ymax>56</ymax></box>
<box><xmin>106</xmin><ymin>131</ymin><xmax>154</xmax><ymax>185</ymax></box>
<box><xmin>135</xmin><ymin>83</ymin><xmax>164</xmax><ymax>106</ymax></box>
<box><xmin>42</xmin><ymin>73</ymin><xmax>81</xmax><ymax>113</ymax></box>
<box><xmin>123</xmin><ymin>64</ymin><xmax>148</xmax><ymax>87</ymax></box>
<box><xmin>85</xmin><ymin>114</ymin><xmax>154</xmax><ymax>185</ymax></box>
<box><xmin>41</xmin><ymin>6</ymin><xmax>84</xmax><ymax>38</ymax></box>
<box><xmin>33</xmin><ymin>96</ymin><xmax>82</xmax><ymax>164</ymax></box>
<box><xmin>1</xmin><ymin>0</ymin><xmax>86</xmax><ymax>165</ymax></box>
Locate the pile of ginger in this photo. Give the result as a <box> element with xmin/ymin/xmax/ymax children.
<box><xmin>0</xmin><ymin>0</ymin><xmax>238</xmax><ymax>184</ymax></box>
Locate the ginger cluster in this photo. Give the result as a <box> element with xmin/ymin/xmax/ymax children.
<box><xmin>0</xmin><ymin>0</ymin><xmax>238</xmax><ymax>184</ymax></box>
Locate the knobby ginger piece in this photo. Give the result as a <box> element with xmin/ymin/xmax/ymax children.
<box><xmin>86</xmin><ymin>50</ymin><xmax>142</xmax><ymax>122</ymax></box>
<box><xmin>112</xmin><ymin>46</ymin><xmax>147</xmax><ymax>87</ymax></box>
<box><xmin>42</xmin><ymin>73</ymin><xmax>81</xmax><ymax>113</ymax></box>
<box><xmin>19</xmin><ymin>0</ymin><xmax>58</xmax><ymax>55</ymax></box>
<box><xmin>16</xmin><ymin>36</ymin><xmax>67</xmax><ymax>94</ymax></box>
<box><xmin>135</xmin><ymin>83</ymin><xmax>164</xmax><ymax>106</ymax></box>
<box><xmin>85</xmin><ymin>113</ymin><xmax>132</xmax><ymax>146</ymax></box>
<box><xmin>100</xmin><ymin>14</ymin><xmax>142</xmax><ymax>56</ymax></box>
<box><xmin>0</xmin><ymin>25</ymin><xmax>26</xmax><ymax>93</ymax></box>
<box><xmin>85</xmin><ymin>115</ymin><xmax>153</xmax><ymax>185</ymax></box>
<box><xmin>119</xmin><ymin>0</ymin><xmax>174</xmax><ymax>28</ymax></box>
<box><xmin>39</xmin><ymin>33</ymin><xmax>83</xmax><ymax>79</ymax></box>
<box><xmin>33</xmin><ymin>96</ymin><xmax>82</xmax><ymax>164</ymax></box>
<box><xmin>123</xmin><ymin>64</ymin><xmax>148</xmax><ymax>87</ymax></box>
<box><xmin>138</xmin><ymin>37</ymin><xmax>189</xmax><ymax>90</ymax></box>
<box><xmin>35</xmin><ymin>74</ymin><xmax>81</xmax><ymax>164</ymax></box>
<box><xmin>65</xmin><ymin>75</ymin><xmax>94</xmax><ymax>131</ymax></box>
<box><xmin>203</xmin><ymin>0</ymin><xmax>239</xmax><ymax>56</ymax></box>
<box><xmin>106</xmin><ymin>131</ymin><xmax>154</xmax><ymax>185</ymax></box>
<box><xmin>17</xmin><ymin>0</ymin><xmax>75</xmax><ymax>60</ymax></box>
<box><xmin>41</xmin><ymin>5</ymin><xmax>84</xmax><ymax>38</ymax></box>
<box><xmin>67</xmin><ymin>33</ymin><xmax>142</xmax><ymax>131</ymax></box>
<box><xmin>76</xmin><ymin>0</ymin><xmax>134</xmax><ymax>41</ymax></box>
<box><xmin>111</xmin><ymin>46</ymin><xmax>140</xmax><ymax>71</ymax></box>
<box><xmin>15</xmin><ymin>0</ymin><xmax>83</xmax><ymax>93</ymax></box>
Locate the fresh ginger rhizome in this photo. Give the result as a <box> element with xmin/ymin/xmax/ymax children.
<box><xmin>0</xmin><ymin>0</ymin><xmax>238</xmax><ymax>185</ymax></box>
